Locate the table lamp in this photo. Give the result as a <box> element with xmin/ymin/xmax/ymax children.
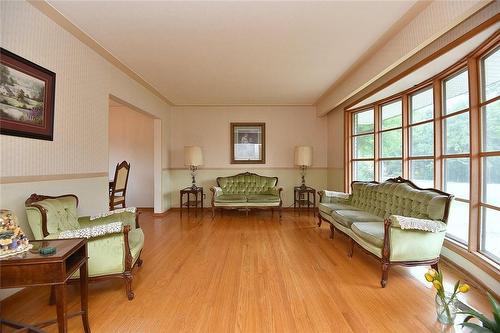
<box><xmin>294</xmin><ymin>146</ymin><xmax>312</xmax><ymax>189</ymax></box>
<box><xmin>184</xmin><ymin>146</ymin><xmax>203</xmax><ymax>189</ymax></box>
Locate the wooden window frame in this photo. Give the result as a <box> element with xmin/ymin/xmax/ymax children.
<box><xmin>344</xmin><ymin>30</ymin><xmax>500</xmax><ymax>279</ymax></box>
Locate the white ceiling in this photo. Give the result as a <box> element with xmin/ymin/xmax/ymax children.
<box><xmin>350</xmin><ymin>23</ymin><xmax>500</xmax><ymax>109</ymax></box>
<box><xmin>48</xmin><ymin>0</ymin><xmax>416</xmax><ymax>106</ymax></box>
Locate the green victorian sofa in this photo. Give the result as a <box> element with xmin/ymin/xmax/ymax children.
<box><xmin>317</xmin><ymin>177</ymin><xmax>453</xmax><ymax>287</ymax></box>
<box><xmin>211</xmin><ymin>172</ymin><xmax>283</xmax><ymax>218</ymax></box>
<box><xmin>25</xmin><ymin>194</ymin><xmax>144</xmax><ymax>300</ymax></box>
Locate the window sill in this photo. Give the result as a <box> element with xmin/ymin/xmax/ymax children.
<box><xmin>443</xmin><ymin>238</ymin><xmax>500</xmax><ymax>279</ymax></box>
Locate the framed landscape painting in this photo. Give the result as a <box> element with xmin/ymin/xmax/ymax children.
<box><xmin>230</xmin><ymin>122</ymin><xmax>265</xmax><ymax>164</ymax></box>
<box><xmin>0</xmin><ymin>48</ymin><xmax>55</xmax><ymax>141</ymax></box>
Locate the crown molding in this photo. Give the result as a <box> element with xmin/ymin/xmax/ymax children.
<box><xmin>27</xmin><ymin>0</ymin><xmax>175</xmax><ymax>106</ymax></box>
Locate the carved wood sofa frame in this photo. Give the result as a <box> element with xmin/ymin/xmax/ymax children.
<box><xmin>25</xmin><ymin>194</ymin><xmax>143</xmax><ymax>300</ymax></box>
<box><xmin>317</xmin><ymin>177</ymin><xmax>454</xmax><ymax>287</ymax></box>
<box><xmin>210</xmin><ymin>172</ymin><xmax>283</xmax><ymax>218</ymax></box>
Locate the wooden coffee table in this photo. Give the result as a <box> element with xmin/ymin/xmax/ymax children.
<box><xmin>0</xmin><ymin>238</ymin><xmax>90</xmax><ymax>333</ymax></box>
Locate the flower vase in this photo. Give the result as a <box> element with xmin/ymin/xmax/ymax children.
<box><xmin>435</xmin><ymin>292</ymin><xmax>458</xmax><ymax>325</ymax></box>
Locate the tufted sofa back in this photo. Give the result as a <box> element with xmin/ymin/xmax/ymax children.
<box><xmin>350</xmin><ymin>180</ymin><xmax>453</xmax><ymax>222</ymax></box>
<box><xmin>217</xmin><ymin>172</ymin><xmax>278</xmax><ymax>195</ymax></box>
<box><xmin>25</xmin><ymin>194</ymin><xmax>80</xmax><ymax>239</ymax></box>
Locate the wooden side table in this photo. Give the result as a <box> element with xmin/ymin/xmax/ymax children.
<box><xmin>180</xmin><ymin>186</ymin><xmax>204</xmax><ymax>217</ymax></box>
<box><xmin>0</xmin><ymin>239</ymin><xmax>90</xmax><ymax>333</ymax></box>
<box><xmin>294</xmin><ymin>186</ymin><xmax>316</xmax><ymax>216</ymax></box>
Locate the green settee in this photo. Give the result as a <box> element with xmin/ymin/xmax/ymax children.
<box><xmin>317</xmin><ymin>177</ymin><xmax>453</xmax><ymax>287</ymax></box>
<box><xmin>25</xmin><ymin>194</ymin><xmax>144</xmax><ymax>300</ymax></box>
<box><xmin>211</xmin><ymin>172</ymin><xmax>283</xmax><ymax>217</ymax></box>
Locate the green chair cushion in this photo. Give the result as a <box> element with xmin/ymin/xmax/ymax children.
<box><xmin>351</xmin><ymin>222</ymin><xmax>385</xmax><ymax>248</ymax></box>
<box><xmin>215</xmin><ymin>194</ymin><xmax>248</xmax><ymax>203</ymax></box>
<box><xmin>319</xmin><ymin>202</ymin><xmax>360</xmax><ymax>215</ymax></box>
<box><xmin>247</xmin><ymin>194</ymin><xmax>280</xmax><ymax>203</ymax></box>
<box><xmin>330</xmin><ymin>209</ymin><xmax>383</xmax><ymax>228</ymax></box>
<box><xmin>36</xmin><ymin>198</ymin><xmax>80</xmax><ymax>234</ymax></box>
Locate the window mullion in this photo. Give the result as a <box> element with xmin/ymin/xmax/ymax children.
<box><xmin>468</xmin><ymin>57</ymin><xmax>480</xmax><ymax>252</ymax></box>
<box><xmin>374</xmin><ymin>104</ymin><xmax>380</xmax><ymax>181</ymax></box>
<box><xmin>402</xmin><ymin>94</ymin><xmax>409</xmax><ymax>178</ymax></box>
<box><xmin>433</xmin><ymin>80</ymin><xmax>443</xmax><ymax>190</ymax></box>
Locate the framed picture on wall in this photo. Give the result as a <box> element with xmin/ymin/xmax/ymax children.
<box><xmin>0</xmin><ymin>48</ymin><xmax>56</xmax><ymax>141</ymax></box>
<box><xmin>230</xmin><ymin>122</ymin><xmax>265</xmax><ymax>164</ymax></box>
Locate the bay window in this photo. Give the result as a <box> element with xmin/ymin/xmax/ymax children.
<box><xmin>345</xmin><ymin>34</ymin><xmax>500</xmax><ymax>270</ymax></box>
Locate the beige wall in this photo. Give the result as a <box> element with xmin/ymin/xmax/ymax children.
<box><xmin>168</xmin><ymin>105</ymin><xmax>329</xmax><ymax>206</ymax></box>
<box><xmin>170</xmin><ymin>106</ymin><xmax>327</xmax><ymax>168</ymax></box>
<box><xmin>326</xmin><ymin>110</ymin><xmax>344</xmax><ymax>191</ymax></box>
<box><xmin>0</xmin><ymin>0</ymin><xmax>172</xmax><ymax>241</ymax></box>
<box><xmin>109</xmin><ymin>105</ymin><xmax>154</xmax><ymax>207</ymax></box>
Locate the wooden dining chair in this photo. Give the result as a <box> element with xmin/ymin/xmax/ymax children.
<box><xmin>109</xmin><ymin>161</ymin><xmax>130</xmax><ymax>210</ymax></box>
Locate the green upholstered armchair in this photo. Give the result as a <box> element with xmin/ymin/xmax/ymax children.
<box><xmin>211</xmin><ymin>172</ymin><xmax>283</xmax><ymax>218</ymax></box>
<box><xmin>25</xmin><ymin>194</ymin><xmax>144</xmax><ymax>300</ymax></box>
<box><xmin>317</xmin><ymin>177</ymin><xmax>454</xmax><ymax>287</ymax></box>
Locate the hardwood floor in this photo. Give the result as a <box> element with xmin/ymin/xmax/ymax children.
<box><xmin>0</xmin><ymin>210</ymin><xmax>491</xmax><ymax>332</ymax></box>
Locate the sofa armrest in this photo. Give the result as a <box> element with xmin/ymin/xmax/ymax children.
<box><xmin>318</xmin><ymin>190</ymin><xmax>351</xmax><ymax>204</ymax></box>
<box><xmin>210</xmin><ymin>186</ymin><xmax>223</xmax><ymax>197</ymax></box>
<box><xmin>383</xmin><ymin>218</ymin><xmax>446</xmax><ymax>262</ymax></box>
<box><xmin>268</xmin><ymin>187</ymin><xmax>283</xmax><ymax>198</ymax></box>
<box><xmin>388</xmin><ymin>215</ymin><xmax>447</xmax><ymax>232</ymax></box>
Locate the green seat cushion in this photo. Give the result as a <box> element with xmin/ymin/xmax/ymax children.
<box><xmin>36</xmin><ymin>198</ymin><xmax>80</xmax><ymax>233</ymax></box>
<box><xmin>215</xmin><ymin>194</ymin><xmax>248</xmax><ymax>203</ymax></box>
<box><xmin>319</xmin><ymin>202</ymin><xmax>360</xmax><ymax>215</ymax></box>
<box><xmin>330</xmin><ymin>209</ymin><xmax>383</xmax><ymax>228</ymax></box>
<box><xmin>351</xmin><ymin>222</ymin><xmax>385</xmax><ymax>248</ymax></box>
<box><xmin>247</xmin><ymin>194</ymin><xmax>280</xmax><ymax>203</ymax></box>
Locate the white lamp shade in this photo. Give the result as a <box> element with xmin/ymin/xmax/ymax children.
<box><xmin>184</xmin><ymin>146</ymin><xmax>204</xmax><ymax>166</ymax></box>
<box><xmin>294</xmin><ymin>146</ymin><xmax>313</xmax><ymax>167</ymax></box>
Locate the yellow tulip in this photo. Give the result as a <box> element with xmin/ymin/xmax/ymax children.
<box><xmin>424</xmin><ymin>273</ymin><xmax>434</xmax><ymax>282</ymax></box>
<box><xmin>427</xmin><ymin>269</ymin><xmax>438</xmax><ymax>278</ymax></box>
<box><xmin>458</xmin><ymin>284</ymin><xmax>470</xmax><ymax>293</ymax></box>
<box><xmin>433</xmin><ymin>280</ymin><xmax>442</xmax><ymax>291</ymax></box>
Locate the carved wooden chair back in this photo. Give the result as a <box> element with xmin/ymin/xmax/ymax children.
<box><xmin>110</xmin><ymin>161</ymin><xmax>130</xmax><ymax>210</ymax></box>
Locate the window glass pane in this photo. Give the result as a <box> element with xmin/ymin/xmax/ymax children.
<box><xmin>444</xmin><ymin>112</ymin><xmax>469</xmax><ymax>154</ymax></box>
<box><xmin>482</xmin><ymin>47</ymin><xmax>500</xmax><ymax>102</ymax></box>
<box><xmin>410</xmin><ymin>159</ymin><xmax>434</xmax><ymax>188</ymax></box>
<box><xmin>481</xmin><ymin>207</ymin><xmax>500</xmax><ymax>263</ymax></box>
<box><xmin>380</xmin><ymin>129</ymin><xmax>402</xmax><ymax>158</ymax></box>
<box><xmin>483</xmin><ymin>156</ymin><xmax>500</xmax><ymax>207</ymax></box>
<box><xmin>380</xmin><ymin>160</ymin><xmax>402</xmax><ymax>181</ymax></box>
<box><xmin>444</xmin><ymin>158</ymin><xmax>470</xmax><ymax>200</ymax></box>
<box><xmin>353</xmin><ymin>109</ymin><xmax>374</xmax><ymax>134</ymax></box>
<box><xmin>483</xmin><ymin>100</ymin><xmax>500</xmax><ymax>152</ymax></box>
<box><xmin>353</xmin><ymin>134</ymin><xmax>374</xmax><ymax>159</ymax></box>
<box><xmin>353</xmin><ymin>161</ymin><xmax>374</xmax><ymax>181</ymax></box>
<box><xmin>381</xmin><ymin>100</ymin><xmax>402</xmax><ymax>130</ymax></box>
<box><xmin>410</xmin><ymin>122</ymin><xmax>434</xmax><ymax>156</ymax></box>
<box><xmin>444</xmin><ymin>70</ymin><xmax>469</xmax><ymax>115</ymax></box>
<box><xmin>410</xmin><ymin>87</ymin><xmax>433</xmax><ymax>124</ymax></box>
<box><xmin>447</xmin><ymin>200</ymin><xmax>469</xmax><ymax>244</ymax></box>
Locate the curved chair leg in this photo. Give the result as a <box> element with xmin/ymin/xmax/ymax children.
<box><xmin>431</xmin><ymin>262</ymin><xmax>439</xmax><ymax>272</ymax></box>
<box><xmin>381</xmin><ymin>263</ymin><xmax>390</xmax><ymax>288</ymax></box>
<box><xmin>348</xmin><ymin>238</ymin><xmax>354</xmax><ymax>258</ymax></box>
<box><xmin>124</xmin><ymin>273</ymin><xmax>134</xmax><ymax>300</ymax></box>
<box><xmin>317</xmin><ymin>215</ymin><xmax>322</xmax><ymax>227</ymax></box>
<box><xmin>329</xmin><ymin>224</ymin><xmax>335</xmax><ymax>239</ymax></box>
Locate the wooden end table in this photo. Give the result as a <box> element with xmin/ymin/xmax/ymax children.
<box><xmin>180</xmin><ymin>186</ymin><xmax>204</xmax><ymax>217</ymax></box>
<box><xmin>294</xmin><ymin>186</ymin><xmax>316</xmax><ymax>216</ymax></box>
<box><xmin>0</xmin><ymin>239</ymin><xmax>90</xmax><ymax>333</ymax></box>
